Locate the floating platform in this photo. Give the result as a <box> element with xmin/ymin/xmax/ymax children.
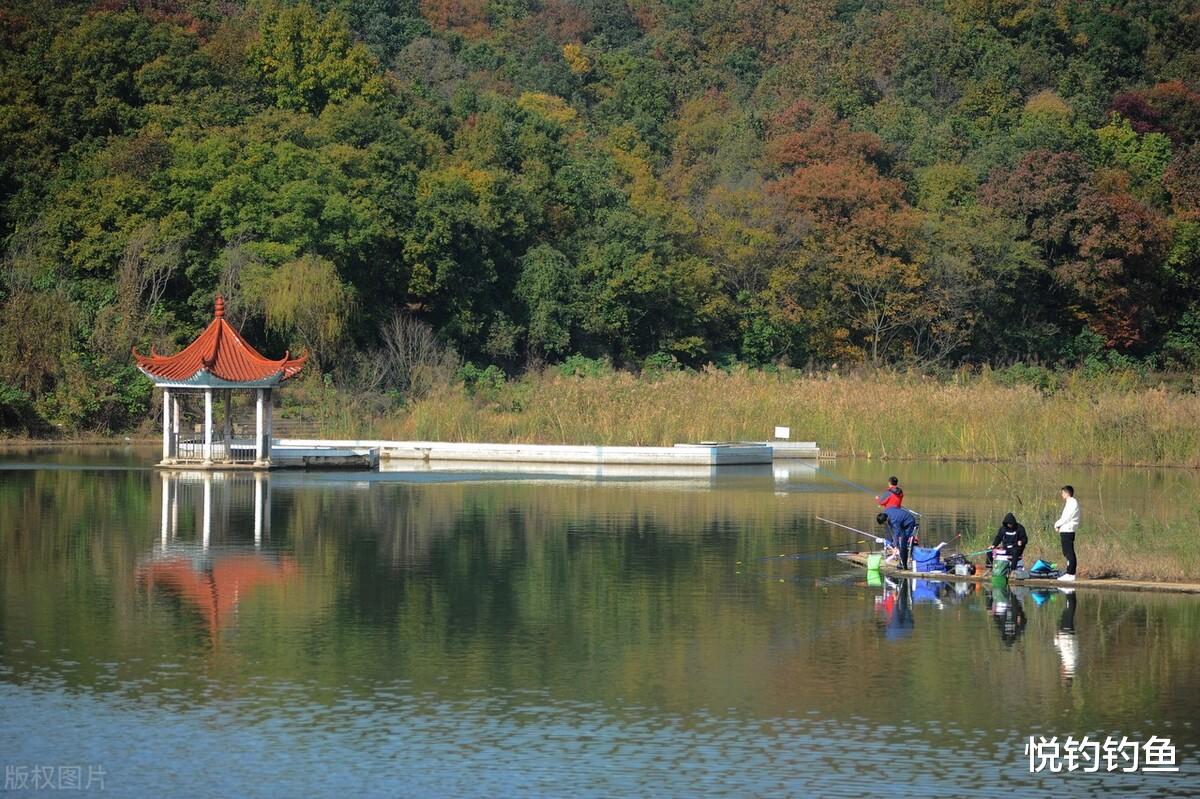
<box><xmin>163</xmin><ymin>438</ymin><xmax>821</xmax><ymax>471</ymax></box>
<box><xmin>271</xmin><ymin>444</ymin><xmax>379</xmax><ymax>470</ymax></box>
<box><xmin>157</xmin><ymin>441</ymin><xmax>380</xmax><ymax>470</ymax></box>
<box><xmin>276</xmin><ymin>439</ymin><xmax>774</xmax><ymax>466</ymax></box>
<box><xmin>837</xmin><ymin>551</ymin><xmax>1200</xmax><ymax>596</ymax></box>
<box><xmin>757</xmin><ymin>441</ymin><xmax>822</xmax><ymax>459</ymax></box>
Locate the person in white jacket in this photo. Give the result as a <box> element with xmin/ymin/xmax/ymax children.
<box><xmin>1054</xmin><ymin>485</ymin><xmax>1080</xmax><ymax>581</ymax></box>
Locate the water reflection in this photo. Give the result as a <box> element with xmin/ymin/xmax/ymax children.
<box><xmin>988</xmin><ymin>582</ymin><xmax>1028</xmax><ymax>647</ymax></box>
<box><xmin>156</xmin><ymin>471</ymin><xmax>272</xmax><ymax>548</ymax></box>
<box><xmin>878</xmin><ymin>578</ymin><xmax>914</xmax><ymax>640</ymax></box>
<box><xmin>1056</xmin><ymin>590</ymin><xmax>1079</xmax><ymax>682</ymax></box>
<box><xmin>1</xmin><ymin>457</ymin><xmax>1198</xmax><ymax>796</ymax></box>
<box><xmin>876</xmin><ymin>577</ymin><xmax>978</xmax><ymax>641</ymax></box>
<box><xmin>139</xmin><ymin>473</ymin><xmax>296</xmax><ymax>645</ymax></box>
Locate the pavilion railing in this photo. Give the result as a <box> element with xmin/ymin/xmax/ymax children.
<box><xmin>173</xmin><ymin>433</ymin><xmax>259</xmax><ymax>464</ymax></box>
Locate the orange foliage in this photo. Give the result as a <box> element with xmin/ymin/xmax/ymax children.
<box><xmin>419</xmin><ymin>0</ymin><xmax>490</xmax><ymax>39</ymax></box>
<box><xmin>521</xmin><ymin>0</ymin><xmax>592</xmax><ymax>45</ymax></box>
<box><xmin>766</xmin><ymin>103</ymin><xmax>907</xmax><ymax>226</ymax></box>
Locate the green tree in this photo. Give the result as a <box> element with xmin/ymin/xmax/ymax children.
<box><xmin>515</xmin><ymin>244</ymin><xmax>580</xmax><ymax>359</ymax></box>
<box><xmin>256</xmin><ymin>254</ymin><xmax>354</xmax><ymax>368</ymax></box>
<box><xmin>251</xmin><ymin>3</ymin><xmax>384</xmax><ymax>114</ymax></box>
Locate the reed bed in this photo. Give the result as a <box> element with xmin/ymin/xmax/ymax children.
<box><xmin>335</xmin><ymin>368</ymin><xmax>1200</xmax><ymax>467</ymax></box>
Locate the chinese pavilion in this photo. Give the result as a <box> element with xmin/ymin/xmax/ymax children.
<box><xmin>133</xmin><ymin>296</ymin><xmax>306</xmax><ymax>468</ymax></box>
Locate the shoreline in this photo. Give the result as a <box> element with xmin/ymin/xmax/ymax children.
<box><xmin>1</xmin><ymin>440</ymin><xmax>1195</xmax><ymax>586</ymax></box>
<box><xmin>6</xmin><ymin>435</ymin><xmax>1200</xmax><ymax>470</ymax></box>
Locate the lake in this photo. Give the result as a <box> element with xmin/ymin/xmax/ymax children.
<box><xmin>1</xmin><ymin>448</ymin><xmax>1198</xmax><ymax>796</ymax></box>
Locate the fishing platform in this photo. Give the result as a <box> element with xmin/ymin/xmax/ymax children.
<box><xmin>838</xmin><ymin>551</ymin><xmax>1200</xmax><ymax>596</ymax></box>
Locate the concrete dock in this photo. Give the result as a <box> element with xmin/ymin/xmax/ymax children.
<box><xmin>275</xmin><ymin>439</ymin><xmax>778</xmax><ymax>466</ymax></box>
<box><xmin>271</xmin><ymin>443</ymin><xmax>381</xmax><ymax>470</ymax></box>
<box><xmin>166</xmin><ymin>438</ymin><xmax>823</xmax><ymax>471</ymax></box>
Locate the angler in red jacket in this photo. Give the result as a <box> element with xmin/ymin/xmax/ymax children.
<box><xmin>875</xmin><ymin>476</ymin><xmax>904</xmax><ymax>509</ymax></box>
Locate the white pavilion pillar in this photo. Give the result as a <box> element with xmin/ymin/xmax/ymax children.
<box><xmin>223</xmin><ymin>390</ymin><xmax>232</xmax><ymax>457</ymax></box>
<box><xmin>264</xmin><ymin>388</ymin><xmax>273</xmax><ymax>464</ymax></box>
<box><xmin>203</xmin><ymin>388</ymin><xmax>213</xmax><ymax>463</ymax></box>
<box><xmin>162</xmin><ymin>388</ymin><xmax>172</xmax><ymax>463</ymax></box>
<box><xmin>255</xmin><ymin>389</ymin><xmax>266</xmax><ymax>465</ymax></box>
<box><xmin>172</xmin><ymin>395</ymin><xmax>181</xmax><ymax>452</ymax></box>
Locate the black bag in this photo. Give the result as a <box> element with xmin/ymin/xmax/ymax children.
<box><xmin>943</xmin><ymin>553</ymin><xmax>971</xmax><ymax>570</ymax></box>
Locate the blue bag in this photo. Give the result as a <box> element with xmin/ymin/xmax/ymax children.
<box><xmin>912</xmin><ymin>546</ymin><xmax>946</xmax><ymax>573</ymax></box>
<box><xmin>1029</xmin><ymin>559</ymin><xmax>1060</xmax><ymax>578</ymax></box>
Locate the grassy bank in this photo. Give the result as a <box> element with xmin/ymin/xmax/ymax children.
<box><xmin>956</xmin><ymin>521</ymin><xmax>1200</xmax><ymax>583</ymax></box>
<box><xmin>298</xmin><ymin>367</ymin><xmax>1200</xmax><ymax>468</ymax></box>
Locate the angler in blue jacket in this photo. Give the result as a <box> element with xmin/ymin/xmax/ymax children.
<box><xmin>876</xmin><ymin>506</ymin><xmax>919</xmax><ymax>571</ymax></box>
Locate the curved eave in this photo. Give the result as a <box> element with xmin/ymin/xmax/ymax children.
<box><xmin>137</xmin><ymin>367</ymin><xmax>289</xmax><ymax>390</ymax></box>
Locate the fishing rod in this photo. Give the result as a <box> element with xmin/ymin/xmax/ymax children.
<box><xmin>813</xmin><ymin>466</ymin><xmax>922</xmax><ymax>516</ymax></box>
<box><xmin>754</xmin><ymin>539</ymin><xmax>875</xmax><ymax>560</ymax></box>
<box><xmin>813</xmin><ymin>466</ymin><xmax>877</xmax><ymax>497</ymax></box>
<box><xmin>816</xmin><ymin>516</ymin><xmax>889</xmax><ymax>545</ymax></box>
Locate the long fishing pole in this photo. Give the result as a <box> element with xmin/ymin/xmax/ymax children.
<box><xmin>813</xmin><ymin>466</ymin><xmax>878</xmax><ymax>497</ymax></box>
<box><xmin>753</xmin><ymin>539</ymin><xmax>875</xmax><ymax>560</ymax></box>
<box><xmin>813</xmin><ymin>466</ymin><xmax>922</xmax><ymax>516</ymax></box>
<box><xmin>816</xmin><ymin>516</ymin><xmax>889</xmax><ymax>545</ymax></box>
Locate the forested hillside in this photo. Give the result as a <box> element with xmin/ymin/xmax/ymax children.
<box><xmin>1</xmin><ymin>0</ymin><xmax>1199</xmax><ymax>431</ymax></box>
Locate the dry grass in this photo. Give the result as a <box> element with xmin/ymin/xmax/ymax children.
<box><xmin>335</xmin><ymin>368</ymin><xmax>1200</xmax><ymax>467</ymax></box>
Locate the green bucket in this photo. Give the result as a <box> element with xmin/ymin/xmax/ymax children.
<box><xmin>866</xmin><ymin>553</ymin><xmax>884</xmax><ymax>572</ymax></box>
<box><xmin>993</xmin><ymin>558</ymin><xmax>1011</xmax><ymax>579</ymax></box>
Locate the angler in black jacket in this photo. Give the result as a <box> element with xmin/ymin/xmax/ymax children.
<box><xmin>987</xmin><ymin>512</ymin><xmax>1028</xmax><ymax>568</ymax></box>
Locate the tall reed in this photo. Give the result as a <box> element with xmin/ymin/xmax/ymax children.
<box><xmin>336</xmin><ymin>368</ymin><xmax>1200</xmax><ymax>467</ymax></box>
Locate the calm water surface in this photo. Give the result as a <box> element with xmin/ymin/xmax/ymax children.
<box><xmin>1</xmin><ymin>448</ymin><xmax>1198</xmax><ymax>796</ymax></box>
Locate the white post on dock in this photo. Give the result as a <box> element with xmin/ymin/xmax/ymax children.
<box><xmin>172</xmin><ymin>395</ymin><xmax>180</xmax><ymax>458</ymax></box>
<box><xmin>162</xmin><ymin>389</ymin><xmax>172</xmax><ymax>463</ymax></box>
<box><xmin>203</xmin><ymin>389</ymin><xmax>214</xmax><ymax>463</ymax></box>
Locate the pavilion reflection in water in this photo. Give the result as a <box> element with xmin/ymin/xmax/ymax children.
<box><xmin>138</xmin><ymin>472</ymin><xmax>296</xmax><ymax>641</ymax></box>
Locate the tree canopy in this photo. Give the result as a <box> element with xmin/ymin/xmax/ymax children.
<box><xmin>2</xmin><ymin>0</ymin><xmax>1199</xmax><ymax>429</ymax></box>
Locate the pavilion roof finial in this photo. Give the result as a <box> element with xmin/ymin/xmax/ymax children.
<box><xmin>214</xmin><ymin>295</ymin><xmax>225</xmax><ymax>319</ymax></box>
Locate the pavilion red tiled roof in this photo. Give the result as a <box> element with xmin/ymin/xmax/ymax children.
<box><xmin>133</xmin><ymin>296</ymin><xmax>306</xmax><ymax>384</ymax></box>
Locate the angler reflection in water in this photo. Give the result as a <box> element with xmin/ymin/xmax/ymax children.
<box><xmin>1055</xmin><ymin>589</ymin><xmax>1078</xmax><ymax>683</ymax></box>
<box><xmin>137</xmin><ymin>472</ymin><xmax>296</xmax><ymax>645</ymax></box>
<box><xmin>988</xmin><ymin>583</ymin><xmax>1027</xmax><ymax>647</ymax></box>
<box><xmin>876</xmin><ymin>578</ymin><xmax>974</xmax><ymax>641</ymax></box>
<box><xmin>874</xmin><ymin>579</ymin><xmax>917</xmax><ymax>640</ymax></box>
